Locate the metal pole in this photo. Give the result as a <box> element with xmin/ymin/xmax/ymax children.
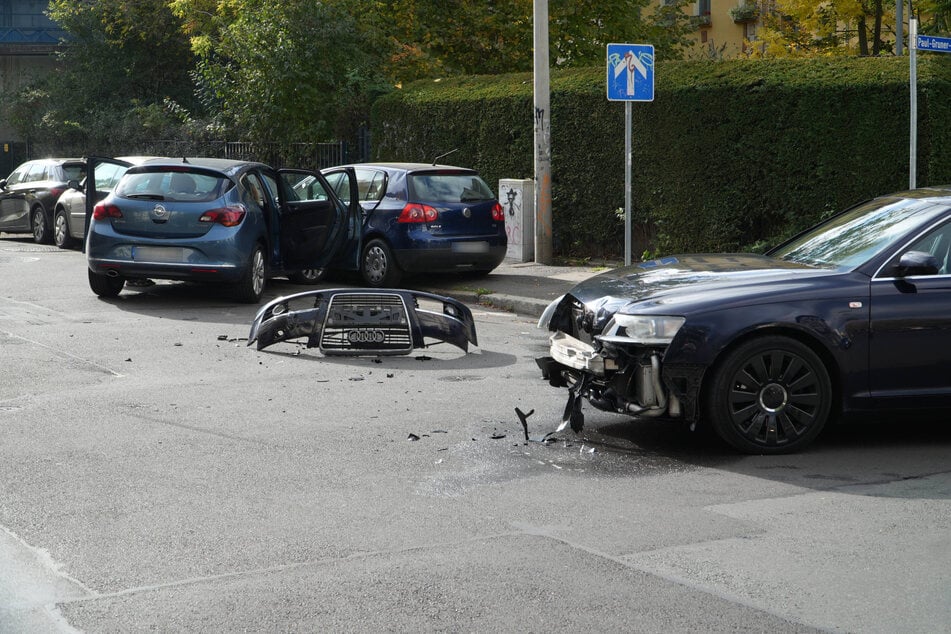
<box><xmin>624</xmin><ymin>101</ymin><xmax>632</xmax><ymax>266</ymax></box>
<box><xmin>910</xmin><ymin>18</ymin><xmax>917</xmax><ymax>189</ymax></box>
<box><xmin>533</xmin><ymin>0</ymin><xmax>553</xmax><ymax>265</ymax></box>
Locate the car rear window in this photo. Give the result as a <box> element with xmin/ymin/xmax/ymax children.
<box><xmin>408</xmin><ymin>172</ymin><xmax>494</xmax><ymax>203</ymax></box>
<box><xmin>115</xmin><ymin>168</ymin><xmax>233</xmax><ymax>203</ymax></box>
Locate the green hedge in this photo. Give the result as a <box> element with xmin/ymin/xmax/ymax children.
<box><xmin>371</xmin><ymin>57</ymin><xmax>951</xmax><ymax>258</ymax></box>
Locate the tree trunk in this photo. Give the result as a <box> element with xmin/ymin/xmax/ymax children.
<box><xmin>872</xmin><ymin>0</ymin><xmax>883</xmax><ymax>55</ymax></box>
<box><xmin>858</xmin><ymin>16</ymin><xmax>869</xmax><ymax>56</ymax></box>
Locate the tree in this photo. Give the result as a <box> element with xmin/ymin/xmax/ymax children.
<box><xmin>374</xmin><ymin>0</ymin><xmax>693</xmax><ymax>82</ymax></box>
<box><xmin>171</xmin><ymin>0</ymin><xmax>387</xmax><ymax>143</ymax></box>
<box><xmin>756</xmin><ymin>0</ymin><xmax>898</xmax><ymax>57</ymax></box>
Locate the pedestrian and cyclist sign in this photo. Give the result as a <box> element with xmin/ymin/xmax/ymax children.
<box><xmin>606</xmin><ymin>43</ymin><xmax>655</xmax><ymax>102</ymax></box>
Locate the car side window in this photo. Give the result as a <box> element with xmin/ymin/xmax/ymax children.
<box><xmin>322</xmin><ymin>171</ymin><xmax>349</xmax><ymax>203</ymax></box>
<box><xmin>26</xmin><ymin>163</ymin><xmax>48</xmax><ymax>183</ymax></box>
<box><xmin>5</xmin><ymin>165</ymin><xmax>27</xmax><ymax>186</ymax></box>
<box><xmin>279</xmin><ymin>173</ymin><xmax>328</xmax><ymax>204</ymax></box>
<box><xmin>355</xmin><ymin>169</ymin><xmax>385</xmax><ymax>202</ymax></box>
<box><xmin>240</xmin><ymin>173</ymin><xmax>270</xmax><ymax>213</ymax></box>
<box><xmin>905</xmin><ymin>222</ymin><xmax>951</xmax><ymax>275</ymax></box>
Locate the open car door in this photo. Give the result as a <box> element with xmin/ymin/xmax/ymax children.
<box><xmin>276</xmin><ymin>168</ymin><xmax>359</xmax><ymax>271</ymax></box>
<box><xmin>82</xmin><ymin>156</ymin><xmax>133</xmax><ymax>250</ymax></box>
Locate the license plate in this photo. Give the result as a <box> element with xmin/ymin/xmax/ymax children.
<box><xmin>451</xmin><ymin>241</ymin><xmax>489</xmax><ymax>253</ymax></box>
<box><xmin>133</xmin><ymin>246</ymin><xmax>187</xmax><ymax>262</ymax></box>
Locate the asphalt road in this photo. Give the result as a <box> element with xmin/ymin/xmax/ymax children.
<box><xmin>1</xmin><ymin>237</ymin><xmax>950</xmax><ymax>633</ymax></box>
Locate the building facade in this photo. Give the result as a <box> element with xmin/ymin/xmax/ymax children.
<box><xmin>1</xmin><ymin>0</ymin><xmax>64</xmax><ymax>172</ymax></box>
<box><xmin>681</xmin><ymin>0</ymin><xmax>765</xmax><ymax>59</ymax></box>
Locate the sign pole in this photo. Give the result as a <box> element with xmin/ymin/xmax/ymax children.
<box><xmin>910</xmin><ymin>18</ymin><xmax>917</xmax><ymax>189</ymax></box>
<box><xmin>624</xmin><ymin>101</ymin><xmax>632</xmax><ymax>266</ymax></box>
<box><xmin>607</xmin><ymin>44</ymin><xmax>653</xmax><ymax>267</ymax></box>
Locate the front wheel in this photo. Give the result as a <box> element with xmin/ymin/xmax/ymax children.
<box><xmin>360</xmin><ymin>238</ymin><xmax>402</xmax><ymax>288</ymax></box>
<box><xmin>54</xmin><ymin>209</ymin><xmax>77</xmax><ymax>249</ymax></box>
<box><xmin>88</xmin><ymin>269</ymin><xmax>124</xmax><ymax>298</ymax></box>
<box><xmin>32</xmin><ymin>207</ymin><xmax>52</xmax><ymax>244</ymax></box>
<box><xmin>233</xmin><ymin>245</ymin><xmax>266</xmax><ymax>303</ymax></box>
<box><xmin>706</xmin><ymin>336</ymin><xmax>832</xmax><ymax>454</ymax></box>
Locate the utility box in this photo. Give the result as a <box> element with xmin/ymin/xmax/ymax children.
<box><xmin>498</xmin><ymin>179</ymin><xmax>534</xmax><ymax>262</ymax></box>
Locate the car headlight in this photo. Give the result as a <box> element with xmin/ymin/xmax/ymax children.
<box><xmin>597</xmin><ymin>314</ymin><xmax>685</xmax><ymax>346</ymax></box>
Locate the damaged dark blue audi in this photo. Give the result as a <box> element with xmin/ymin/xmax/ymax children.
<box><xmin>537</xmin><ymin>188</ymin><xmax>951</xmax><ymax>454</ymax></box>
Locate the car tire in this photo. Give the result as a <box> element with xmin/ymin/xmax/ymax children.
<box><xmin>53</xmin><ymin>208</ymin><xmax>77</xmax><ymax>249</ymax></box>
<box><xmin>233</xmin><ymin>245</ymin><xmax>266</xmax><ymax>303</ymax></box>
<box><xmin>288</xmin><ymin>268</ymin><xmax>326</xmax><ymax>285</ymax></box>
<box><xmin>706</xmin><ymin>335</ymin><xmax>832</xmax><ymax>454</ymax></box>
<box><xmin>31</xmin><ymin>206</ymin><xmax>52</xmax><ymax>244</ymax></box>
<box><xmin>361</xmin><ymin>238</ymin><xmax>402</xmax><ymax>288</ymax></box>
<box><xmin>88</xmin><ymin>269</ymin><xmax>124</xmax><ymax>298</ymax></box>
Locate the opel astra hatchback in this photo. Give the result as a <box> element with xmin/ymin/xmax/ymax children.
<box><xmin>86</xmin><ymin>158</ymin><xmax>357</xmax><ymax>303</ymax></box>
<box><xmin>321</xmin><ymin>163</ymin><xmax>506</xmax><ymax>287</ymax></box>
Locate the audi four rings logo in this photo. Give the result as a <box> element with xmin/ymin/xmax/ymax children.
<box><xmin>152</xmin><ymin>204</ymin><xmax>168</xmax><ymax>217</ymax></box>
<box><xmin>347</xmin><ymin>329</ymin><xmax>386</xmax><ymax>344</ymax></box>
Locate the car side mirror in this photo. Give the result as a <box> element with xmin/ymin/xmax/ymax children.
<box><xmin>67</xmin><ymin>179</ymin><xmax>81</xmax><ymax>191</ymax></box>
<box><xmin>896</xmin><ymin>250</ymin><xmax>940</xmax><ymax>277</ymax></box>
<box><xmin>0</xmin><ymin>179</ymin><xmax>7</xmax><ymax>189</ymax></box>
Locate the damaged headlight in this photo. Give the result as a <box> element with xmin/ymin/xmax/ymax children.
<box><xmin>597</xmin><ymin>314</ymin><xmax>685</xmax><ymax>346</ymax></box>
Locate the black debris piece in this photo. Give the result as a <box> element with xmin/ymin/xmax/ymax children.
<box><xmin>490</xmin><ymin>432</ymin><xmax>506</xmax><ymax>440</ymax></box>
<box><xmin>515</xmin><ymin>407</ymin><xmax>535</xmax><ymax>443</ymax></box>
<box><xmin>217</xmin><ymin>335</ymin><xmax>228</xmax><ymax>341</ymax></box>
<box><xmin>408</xmin><ymin>433</ymin><xmax>421</xmax><ymax>441</ymax></box>
<box><xmin>416</xmin><ymin>355</ymin><xmax>432</xmax><ymax>361</ymax></box>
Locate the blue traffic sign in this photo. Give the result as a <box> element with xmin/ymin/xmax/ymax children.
<box><xmin>916</xmin><ymin>35</ymin><xmax>951</xmax><ymax>52</ymax></box>
<box><xmin>606</xmin><ymin>43</ymin><xmax>655</xmax><ymax>102</ymax></box>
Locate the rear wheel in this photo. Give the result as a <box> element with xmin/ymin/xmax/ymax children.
<box><xmin>53</xmin><ymin>208</ymin><xmax>77</xmax><ymax>249</ymax></box>
<box><xmin>233</xmin><ymin>245</ymin><xmax>266</xmax><ymax>303</ymax></box>
<box><xmin>31</xmin><ymin>207</ymin><xmax>51</xmax><ymax>244</ymax></box>
<box><xmin>88</xmin><ymin>269</ymin><xmax>124</xmax><ymax>298</ymax></box>
<box><xmin>706</xmin><ymin>336</ymin><xmax>832</xmax><ymax>454</ymax></box>
<box><xmin>288</xmin><ymin>268</ymin><xmax>326</xmax><ymax>285</ymax></box>
<box><xmin>361</xmin><ymin>238</ymin><xmax>402</xmax><ymax>288</ymax></box>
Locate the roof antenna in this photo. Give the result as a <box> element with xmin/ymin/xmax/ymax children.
<box><xmin>431</xmin><ymin>149</ymin><xmax>458</xmax><ymax>166</ymax></box>
<box><xmin>182</xmin><ymin>157</ymin><xmax>190</xmax><ymax>163</ymax></box>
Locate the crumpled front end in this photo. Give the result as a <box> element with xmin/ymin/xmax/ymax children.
<box><xmin>536</xmin><ymin>294</ymin><xmax>698</xmax><ymax>432</ymax></box>
<box><xmin>248</xmin><ymin>288</ymin><xmax>477</xmax><ymax>355</ymax></box>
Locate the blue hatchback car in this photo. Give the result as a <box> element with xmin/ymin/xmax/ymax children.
<box><xmin>86</xmin><ymin>157</ymin><xmax>358</xmax><ymax>303</ymax></box>
<box><xmin>321</xmin><ymin>163</ymin><xmax>507</xmax><ymax>287</ymax></box>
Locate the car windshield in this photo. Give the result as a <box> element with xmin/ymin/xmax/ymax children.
<box><xmin>408</xmin><ymin>173</ymin><xmax>494</xmax><ymax>203</ymax></box>
<box><xmin>62</xmin><ymin>164</ymin><xmax>85</xmax><ymax>181</ymax></box>
<box><xmin>771</xmin><ymin>197</ymin><xmax>951</xmax><ymax>269</ymax></box>
<box><xmin>115</xmin><ymin>168</ymin><xmax>231</xmax><ymax>203</ymax></box>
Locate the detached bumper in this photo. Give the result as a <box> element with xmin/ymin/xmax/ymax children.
<box><xmin>248</xmin><ymin>288</ymin><xmax>477</xmax><ymax>355</ymax></box>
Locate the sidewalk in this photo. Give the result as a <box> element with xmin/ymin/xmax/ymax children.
<box><xmin>409</xmin><ymin>258</ymin><xmax>614</xmax><ymax>318</ymax></box>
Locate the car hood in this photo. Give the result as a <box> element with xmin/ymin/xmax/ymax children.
<box><xmin>566</xmin><ymin>253</ymin><xmax>839</xmax><ymax>321</ymax></box>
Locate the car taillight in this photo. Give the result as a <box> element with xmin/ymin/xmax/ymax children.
<box><xmin>199</xmin><ymin>205</ymin><xmax>246</xmax><ymax>227</ymax></box>
<box><xmin>491</xmin><ymin>202</ymin><xmax>504</xmax><ymax>222</ymax></box>
<box><xmin>398</xmin><ymin>203</ymin><xmax>438</xmax><ymax>223</ymax></box>
<box><xmin>48</xmin><ymin>187</ymin><xmax>64</xmax><ymax>198</ymax></box>
<box><xmin>92</xmin><ymin>202</ymin><xmax>123</xmax><ymax>220</ymax></box>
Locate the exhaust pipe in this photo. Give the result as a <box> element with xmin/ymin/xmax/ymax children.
<box><xmin>105</xmin><ymin>269</ymin><xmax>120</xmax><ymax>277</ymax></box>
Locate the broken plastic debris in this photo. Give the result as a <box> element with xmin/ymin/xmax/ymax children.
<box><xmin>490</xmin><ymin>432</ymin><xmax>506</xmax><ymax>440</ymax></box>
<box><xmin>408</xmin><ymin>433</ymin><xmax>421</xmax><ymax>441</ymax></box>
<box><xmin>515</xmin><ymin>407</ymin><xmax>534</xmax><ymax>442</ymax></box>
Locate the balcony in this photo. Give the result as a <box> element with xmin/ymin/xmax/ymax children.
<box><xmin>691</xmin><ymin>13</ymin><xmax>713</xmax><ymax>28</ymax></box>
<box><xmin>730</xmin><ymin>3</ymin><xmax>760</xmax><ymax>23</ymax></box>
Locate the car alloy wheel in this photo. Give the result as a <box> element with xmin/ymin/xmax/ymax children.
<box><xmin>234</xmin><ymin>245</ymin><xmax>266</xmax><ymax>303</ymax></box>
<box><xmin>289</xmin><ymin>268</ymin><xmax>326</xmax><ymax>285</ymax></box>
<box><xmin>708</xmin><ymin>336</ymin><xmax>832</xmax><ymax>454</ymax></box>
<box><xmin>32</xmin><ymin>207</ymin><xmax>51</xmax><ymax>244</ymax></box>
<box><xmin>54</xmin><ymin>210</ymin><xmax>76</xmax><ymax>249</ymax></box>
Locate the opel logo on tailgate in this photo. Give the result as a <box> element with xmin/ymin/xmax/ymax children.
<box><xmin>151</xmin><ymin>204</ymin><xmax>169</xmax><ymax>223</ymax></box>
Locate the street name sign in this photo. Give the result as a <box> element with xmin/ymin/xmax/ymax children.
<box><xmin>916</xmin><ymin>35</ymin><xmax>951</xmax><ymax>52</ymax></box>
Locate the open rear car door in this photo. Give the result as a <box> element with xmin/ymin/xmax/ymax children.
<box><xmin>276</xmin><ymin>168</ymin><xmax>359</xmax><ymax>271</ymax></box>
